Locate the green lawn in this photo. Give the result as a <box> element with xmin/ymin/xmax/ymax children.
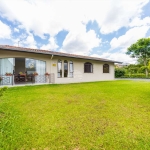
<box><xmin>0</xmin><ymin>80</ymin><xmax>150</xmax><ymax>150</ymax></box>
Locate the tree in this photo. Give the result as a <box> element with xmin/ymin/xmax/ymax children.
<box><xmin>148</xmin><ymin>61</ymin><xmax>150</xmax><ymax>71</ymax></box>
<box><xmin>137</xmin><ymin>57</ymin><xmax>150</xmax><ymax>65</ymax></box>
<box><xmin>126</xmin><ymin>38</ymin><xmax>150</xmax><ymax>77</ymax></box>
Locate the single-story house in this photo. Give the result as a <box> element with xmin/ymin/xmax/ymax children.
<box><xmin>0</xmin><ymin>45</ymin><xmax>120</xmax><ymax>86</ymax></box>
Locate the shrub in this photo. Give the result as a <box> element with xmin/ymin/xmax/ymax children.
<box><xmin>122</xmin><ymin>73</ymin><xmax>150</xmax><ymax>78</ymax></box>
<box><xmin>115</xmin><ymin>68</ymin><xmax>125</xmax><ymax>78</ymax></box>
<box><xmin>138</xmin><ymin>66</ymin><xmax>147</xmax><ymax>73</ymax></box>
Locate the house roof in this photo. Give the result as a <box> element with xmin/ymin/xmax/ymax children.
<box><xmin>0</xmin><ymin>45</ymin><xmax>121</xmax><ymax>63</ymax></box>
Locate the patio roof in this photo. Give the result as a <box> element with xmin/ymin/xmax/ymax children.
<box><xmin>0</xmin><ymin>45</ymin><xmax>121</xmax><ymax>63</ymax></box>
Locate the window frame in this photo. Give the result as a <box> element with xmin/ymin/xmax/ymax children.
<box><xmin>84</xmin><ymin>62</ymin><xmax>93</xmax><ymax>73</ymax></box>
<box><xmin>69</xmin><ymin>61</ymin><xmax>73</xmax><ymax>78</ymax></box>
<box><xmin>103</xmin><ymin>64</ymin><xmax>109</xmax><ymax>73</ymax></box>
<box><xmin>57</xmin><ymin>60</ymin><xmax>62</xmax><ymax>78</ymax></box>
<box><xmin>64</xmin><ymin>60</ymin><xmax>68</xmax><ymax>78</ymax></box>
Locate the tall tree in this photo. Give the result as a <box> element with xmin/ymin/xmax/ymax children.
<box><xmin>126</xmin><ymin>38</ymin><xmax>150</xmax><ymax>77</ymax></box>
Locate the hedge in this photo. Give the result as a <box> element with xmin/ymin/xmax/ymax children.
<box><xmin>121</xmin><ymin>73</ymin><xmax>150</xmax><ymax>79</ymax></box>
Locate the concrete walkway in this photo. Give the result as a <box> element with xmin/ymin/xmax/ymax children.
<box><xmin>0</xmin><ymin>83</ymin><xmax>51</xmax><ymax>88</ymax></box>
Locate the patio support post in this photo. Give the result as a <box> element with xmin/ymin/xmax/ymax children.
<box><xmin>12</xmin><ymin>75</ymin><xmax>14</xmax><ymax>86</ymax></box>
<box><xmin>49</xmin><ymin>74</ymin><xmax>50</xmax><ymax>83</ymax></box>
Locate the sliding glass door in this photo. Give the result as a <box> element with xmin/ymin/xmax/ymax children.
<box><xmin>25</xmin><ymin>58</ymin><xmax>46</xmax><ymax>83</ymax></box>
<box><xmin>25</xmin><ymin>58</ymin><xmax>46</xmax><ymax>75</ymax></box>
<box><xmin>0</xmin><ymin>58</ymin><xmax>14</xmax><ymax>85</ymax></box>
<box><xmin>0</xmin><ymin>58</ymin><xmax>14</xmax><ymax>75</ymax></box>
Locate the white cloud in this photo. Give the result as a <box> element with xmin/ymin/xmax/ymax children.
<box><xmin>25</xmin><ymin>34</ymin><xmax>37</xmax><ymax>48</ymax></box>
<box><xmin>91</xmin><ymin>52</ymin><xmax>137</xmax><ymax>64</ymax></box>
<box><xmin>99</xmin><ymin>0</ymin><xmax>149</xmax><ymax>34</ymax></box>
<box><xmin>129</xmin><ymin>17</ymin><xmax>150</xmax><ymax>27</ymax></box>
<box><xmin>40</xmin><ymin>37</ymin><xmax>59</xmax><ymax>50</ymax></box>
<box><xmin>0</xmin><ymin>20</ymin><xmax>11</xmax><ymax>39</ymax></box>
<box><xmin>14</xmin><ymin>28</ymin><xmax>19</xmax><ymax>33</ymax></box>
<box><xmin>0</xmin><ymin>0</ymin><xmax>149</xmax><ymax>37</ymax></box>
<box><xmin>110</xmin><ymin>26</ymin><xmax>150</xmax><ymax>50</ymax></box>
<box><xmin>14</xmin><ymin>34</ymin><xmax>37</xmax><ymax>48</ymax></box>
<box><xmin>61</xmin><ymin>30</ymin><xmax>101</xmax><ymax>55</ymax></box>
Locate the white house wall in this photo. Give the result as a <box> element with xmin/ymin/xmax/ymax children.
<box><xmin>51</xmin><ymin>56</ymin><xmax>114</xmax><ymax>83</ymax></box>
<box><xmin>0</xmin><ymin>49</ymin><xmax>115</xmax><ymax>83</ymax></box>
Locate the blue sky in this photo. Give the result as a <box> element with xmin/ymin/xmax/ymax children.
<box><xmin>0</xmin><ymin>0</ymin><xmax>150</xmax><ymax>63</ymax></box>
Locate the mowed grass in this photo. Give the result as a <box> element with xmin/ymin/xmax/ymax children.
<box><xmin>0</xmin><ymin>80</ymin><xmax>150</xmax><ymax>150</ymax></box>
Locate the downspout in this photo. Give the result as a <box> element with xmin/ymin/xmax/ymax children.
<box><xmin>51</xmin><ymin>55</ymin><xmax>54</xmax><ymax>60</ymax></box>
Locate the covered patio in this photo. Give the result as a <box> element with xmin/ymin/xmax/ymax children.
<box><xmin>0</xmin><ymin>57</ymin><xmax>53</xmax><ymax>86</ymax></box>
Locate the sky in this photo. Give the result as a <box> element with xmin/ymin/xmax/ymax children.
<box><xmin>0</xmin><ymin>0</ymin><xmax>150</xmax><ymax>63</ymax></box>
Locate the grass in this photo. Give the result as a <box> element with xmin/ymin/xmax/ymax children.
<box><xmin>0</xmin><ymin>80</ymin><xmax>150</xmax><ymax>150</ymax></box>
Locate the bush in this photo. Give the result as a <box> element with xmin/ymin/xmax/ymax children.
<box><xmin>122</xmin><ymin>73</ymin><xmax>150</xmax><ymax>78</ymax></box>
<box><xmin>0</xmin><ymin>86</ymin><xmax>8</xmax><ymax>97</ymax></box>
<box><xmin>138</xmin><ymin>66</ymin><xmax>147</xmax><ymax>73</ymax></box>
<box><xmin>115</xmin><ymin>68</ymin><xmax>125</xmax><ymax>78</ymax></box>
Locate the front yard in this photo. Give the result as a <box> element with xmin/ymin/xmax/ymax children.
<box><xmin>0</xmin><ymin>80</ymin><xmax>150</xmax><ymax>150</ymax></box>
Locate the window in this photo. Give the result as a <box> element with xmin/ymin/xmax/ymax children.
<box><xmin>64</xmin><ymin>60</ymin><xmax>68</xmax><ymax>77</ymax></box>
<box><xmin>25</xmin><ymin>58</ymin><xmax>46</xmax><ymax>75</ymax></box>
<box><xmin>84</xmin><ymin>62</ymin><xmax>93</xmax><ymax>73</ymax></box>
<box><xmin>103</xmin><ymin>64</ymin><xmax>109</xmax><ymax>73</ymax></box>
<box><xmin>58</xmin><ymin>60</ymin><xmax>62</xmax><ymax>77</ymax></box>
<box><xmin>69</xmin><ymin>61</ymin><xmax>73</xmax><ymax>77</ymax></box>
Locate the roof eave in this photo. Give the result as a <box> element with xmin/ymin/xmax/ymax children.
<box><xmin>0</xmin><ymin>46</ymin><xmax>121</xmax><ymax>63</ymax></box>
